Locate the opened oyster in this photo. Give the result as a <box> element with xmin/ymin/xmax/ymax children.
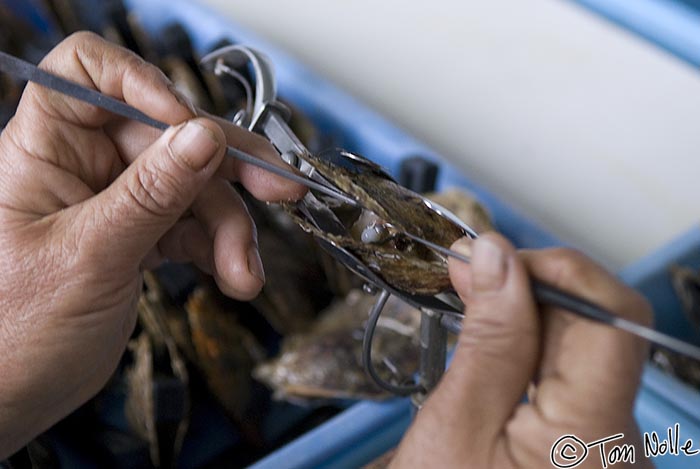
<box><xmin>286</xmin><ymin>150</ymin><xmax>490</xmax><ymax>296</ymax></box>
<box><xmin>258</xmin><ymin>187</ymin><xmax>490</xmax><ymax>402</ymax></box>
<box><xmin>425</xmin><ymin>189</ymin><xmax>494</xmax><ymax>235</ymax></box>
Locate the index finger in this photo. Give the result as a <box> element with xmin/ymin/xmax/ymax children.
<box><xmin>207</xmin><ymin>114</ymin><xmax>307</xmax><ymax>202</ymax></box>
<box><xmin>22</xmin><ymin>31</ymin><xmax>192</xmax><ymax>129</ymax></box>
<box><xmin>105</xmin><ymin>114</ymin><xmax>307</xmax><ymax>203</ymax></box>
<box><xmin>520</xmin><ymin>248</ymin><xmax>652</xmax><ymax>422</ymax></box>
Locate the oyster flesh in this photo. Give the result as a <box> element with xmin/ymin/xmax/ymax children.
<box><xmin>287</xmin><ymin>150</ymin><xmax>475</xmax><ymax>295</ymax></box>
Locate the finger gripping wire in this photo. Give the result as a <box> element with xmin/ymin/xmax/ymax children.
<box><xmin>362</xmin><ymin>289</ymin><xmax>424</xmax><ymax>396</ymax></box>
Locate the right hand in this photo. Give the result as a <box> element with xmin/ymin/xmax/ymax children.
<box><xmin>0</xmin><ymin>31</ymin><xmax>305</xmax><ymax>458</ymax></box>
<box><xmin>392</xmin><ymin>233</ymin><xmax>653</xmax><ymax>468</ymax></box>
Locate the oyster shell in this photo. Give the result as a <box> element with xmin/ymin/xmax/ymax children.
<box><xmin>258</xmin><ymin>186</ymin><xmax>489</xmax><ymax>401</ymax></box>
<box><xmin>185</xmin><ymin>286</ymin><xmax>266</xmax><ymax>422</ymax></box>
<box><xmin>125</xmin><ymin>277</ymin><xmax>190</xmax><ymax>468</ymax></box>
<box><xmin>425</xmin><ymin>188</ymin><xmax>494</xmax><ymax>234</ymax></box>
<box><xmin>651</xmin><ymin>265</ymin><xmax>700</xmax><ymax>389</ymax></box>
<box><xmin>670</xmin><ymin>265</ymin><xmax>700</xmax><ymax>331</ymax></box>
<box><xmin>254</xmin><ymin>290</ymin><xmax>422</xmax><ymax>401</ymax></box>
<box><xmin>286</xmin><ymin>151</ymin><xmax>488</xmax><ymax>295</ymax></box>
<box><xmin>243</xmin><ymin>193</ymin><xmax>335</xmax><ymax>334</ymax></box>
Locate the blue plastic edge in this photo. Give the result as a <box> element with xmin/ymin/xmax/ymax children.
<box><xmin>624</xmin><ymin>227</ymin><xmax>700</xmax><ymax>469</ymax></box>
<box><xmin>620</xmin><ymin>224</ymin><xmax>700</xmax><ymax>343</ymax></box>
<box><xmin>1</xmin><ymin>0</ymin><xmax>60</xmax><ymax>36</ymax></box>
<box><xmin>252</xmin><ymin>227</ymin><xmax>700</xmax><ymax>469</ymax></box>
<box><xmin>571</xmin><ymin>0</ymin><xmax>700</xmax><ymax>68</ymax></box>
<box><xmin>120</xmin><ymin>1</ymin><xmax>700</xmax><ymax>467</ymax></box>
<box><xmin>250</xmin><ymin>399</ymin><xmax>411</xmax><ymax>469</ymax></box>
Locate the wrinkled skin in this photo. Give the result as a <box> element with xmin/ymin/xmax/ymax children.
<box><xmin>0</xmin><ymin>30</ymin><xmax>657</xmax><ymax>469</ymax></box>
<box><xmin>391</xmin><ymin>234</ymin><xmax>654</xmax><ymax>469</ymax></box>
<box><xmin>0</xmin><ymin>32</ymin><xmax>304</xmax><ymax>458</ymax></box>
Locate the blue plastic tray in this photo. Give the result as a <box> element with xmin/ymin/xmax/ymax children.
<box><xmin>124</xmin><ymin>1</ymin><xmax>700</xmax><ymax>468</ymax></box>
<box><xmin>11</xmin><ymin>0</ymin><xmax>700</xmax><ymax>466</ymax></box>
<box><xmin>573</xmin><ymin>0</ymin><xmax>700</xmax><ymax>67</ymax></box>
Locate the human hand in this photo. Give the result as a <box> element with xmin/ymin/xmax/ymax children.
<box><xmin>391</xmin><ymin>233</ymin><xmax>653</xmax><ymax>468</ymax></box>
<box><xmin>0</xmin><ymin>32</ymin><xmax>304</xmax><ymax>457</ymax></box>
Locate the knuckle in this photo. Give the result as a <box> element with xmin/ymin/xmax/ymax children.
<box><xmin>124</xmin><ymin>53</ymin><xmax>151</xmax><ymax>77</ymax></box>
<box><xmin>116</xmin><ymin>52</ymin><xmax>150</xmax><ymax>85</ymax></box>
<box><xmin>548</xmin><ymin>248</ymin><xmax>592</xmax><ymax>284</ymax></box>
<box><xmin>624</xmin><ymin>290</ymin><xmax>655</xmax><ymax>327</ymax></box>
<box><xmin>461</xmin><ymin>316</ymin><xmax>511</xmax><ymax>344</ymax></box>
<box><xmin>68</xmin><ymin>30</ymin><xmax>101</xmax><ymax>42</ymax></box>
<box><xmin>127</xmin><ymin>161</ymin><xmax>184</xmax><ymax>217</ymax></box>
<box><xmin>545</xmin><ymin>248</ymin><xmax>654</xmax><ymax>326</ymax></box>
<box><xmin>123</xmin><ymin>53</ymin><xmax>169</xmax><ymax>89</ymax></box>
<box><xmin>238</xmin><ymin>209</ymin><xmax>256</xmax><ymax>240</ymax></box>
<box><xmin>63</xmin><ymin>31</ymin><xmax>102</xmax><ymax>50</ymax></box>
<box><xmin>59</xmin><ymin>32</ymin><xmax>104</xmax><ymax>68</ymax></box>
<box><xmin>121</xmin><ymin>52</ymin><xmax>145</xmax><ymax>70</ymax></box>
<box><xmin>458</xmin><ymin>314</ymin><xmax>535</xmax><ymax>356</ymax></box>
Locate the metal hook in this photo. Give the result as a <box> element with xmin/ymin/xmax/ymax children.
<box><xmin>362</xmin><ymin>289</ymin><xmax>424</xmax><ymax>396</ymax></box>
<box><xmin>200</xmin><ymin>44</ymin><xmax>277</xmax><ymax>130</ymax></box>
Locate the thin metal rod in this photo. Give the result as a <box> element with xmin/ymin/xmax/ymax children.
<box><xmin>403</xmin><ymin>231</ymin><xmax>472</xmax><ymax>264</ymax></box>
<box><xmin>403</xmin><ymin>231</ymin><xmax>700</xmax><ymax>361</ymax></box>
<box><xmin>0</xmin><ymin>51</ymin><xmax>358</xmax><ymax>207</ymax></box>
<box><xmin>362</xmin><ymin>289</ymin><xmax>423</xmax><ymax>396</ymax></box>
<box><xmin>7</xmin><ymin>50</ymin><xmax>698</xmax><ymax>362</ymax></box>
<box><xmin>223</xmin><ymin>146</ymin><xmax>358</xmax><ymax>206</ymax></box>
<box><xmin>418</xmin><ymin>309</ymin><xmax>447</xmax><ymax>393</ymax></box>
<box><xmin>440</xmin><ymin>315</ymin><xmax>463</xmax><ymax>335</ymax></box>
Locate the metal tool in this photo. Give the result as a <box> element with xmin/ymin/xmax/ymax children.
<box><xmin>201</xmin><ymin>45</ymin><xmax>700</xmax><ymax>409</ymax></box>
<box><xmin>0</xmin><ymin>50</ymin><xmax>358</xmax><ymax>206</ymax></box>
<box><xmin>4</xmin><ymin>45</ymin><xmax>700</xmax><ymax>402</ymax></box>
<box><xmin>406</xmin><ymin>234</ymin><xmax>700</xmax><ymax>360</ymax></box>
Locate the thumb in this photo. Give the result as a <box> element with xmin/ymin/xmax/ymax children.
<box><xmin>81</xmin><ymin>118</ymin><xmax>225</xmax><ymax>264</ymax></box>
<box><xmin>434</xmin><ymin>234</ymin><xmax>540</xmax><ymax>435</ymax></box>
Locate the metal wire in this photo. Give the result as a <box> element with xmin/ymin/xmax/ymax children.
<box><xmin>212</xmin><ymin>60</ymin><xmax>253</xmax><ymax>120</ymax></box>
<box><xmin>402</xmin><ymin>229</ymin><xmax>700</xmax><ymax>362</ymax></box>
<box><xmin>362</xmin><ymin>289</ymin><xmax>424</xmax><ymax>396</ymax></box>
<box><xmin>0</xmin><ymin>51</ymin><xmax>361</xmax><ymax>206</ymax></box>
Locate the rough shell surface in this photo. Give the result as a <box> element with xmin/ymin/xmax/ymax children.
<box><xmin>287</xmin><ymin>152</ymin><xmax>467</xmax><ymax>295</ymax></box>
<box><xmin>254</xmin><ymin>290</ymin><xmax>422</xmax><ymax>401</ymax></box>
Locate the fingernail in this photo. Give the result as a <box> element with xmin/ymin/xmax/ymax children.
<box><xmin>168</xmin><ymin>83</ymin><xmax>197</xmax><ymax>116</ymax></box>
<box><xmin>450</xmin><ymin>237</ymin><xmax>473</xmax><ymax>258</ymax></box>
<box><xmin>472</xmin><ymin>237</ymin><xmax>507</xmax><ymax>292</ymax></box>
<box><xmin>169</xmin><ymin>121</ymin><xmax>220</xmax><ymax>171</ymax></box>
<box><xmin>247</xmin><ymin>245</ymin><xmax>265</xmax><ymax>283</ymax></box>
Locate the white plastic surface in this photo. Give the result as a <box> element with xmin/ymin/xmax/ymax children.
<box><xmin>200</xmin><ymin>0</ymin><xmax>700</xmax><ymax>269</ymax></box>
